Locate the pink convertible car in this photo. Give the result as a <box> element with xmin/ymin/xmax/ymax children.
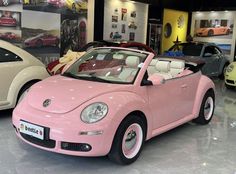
<box><xmin>12</xmin><ymin>47</ymin><xmax>215</xmax><ymax>164</ymax></box>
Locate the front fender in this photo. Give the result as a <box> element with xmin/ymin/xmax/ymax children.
<box><xmin>8</xmin><ymin>66</ymin><xmax>50</xmax><ymax>107</ymax></box>
<box><xmin>192</xmin><ymin>75</ymin><xmax>215</xmax><ymax>118</ymax></box>
<box><xmin>83</xmin><ymin>91</ymin><xmax>151</xmax><ymax>153</ymax></box>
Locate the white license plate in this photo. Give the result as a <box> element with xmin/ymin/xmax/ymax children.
<box><xmin>19</xmin><ymin>121</ymin><xmax>44</xmax><ymax>140</ymax></box>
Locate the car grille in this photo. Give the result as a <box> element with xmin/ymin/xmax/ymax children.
<box><xmin>20</xmin><ymin>127</ymin><xmax>56</xmax><ymax>149</ymax></box>
<box><xmin>61</xmin><ymin>142</ymin><xmax>92</xmax><ymax>152</ymax></box>
<box><xmin>226</xmin><ymin>80</ymin><xmax>235</xmax><ymax>84</ymax></box>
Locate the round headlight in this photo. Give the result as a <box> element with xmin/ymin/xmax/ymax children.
<box><xmin>81</xmin><ymin>102</ymin><xmax>108</xmax><ymax>124</ymax></box>
<box><xmin>227</xmin><ymin>64</ymin><xmax>234</xmax><ymax>73</ymax></box>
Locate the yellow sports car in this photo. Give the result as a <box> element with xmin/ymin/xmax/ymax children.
<box><xmin>225</xmin><ymin>62</ymin><xmax>236</xmax><ymax>89</ymax></box>
<box><xmin>65</xmin><ymin>0</ymin><xmax>87</xmax><ymax>13</ymax></box>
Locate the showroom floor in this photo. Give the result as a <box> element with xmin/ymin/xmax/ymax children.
<box><xmin>0</xmin><ymin>79</ymin><xmax>236</xmax><ymax>174</ymax></box>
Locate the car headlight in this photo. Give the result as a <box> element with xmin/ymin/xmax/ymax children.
<box><xmin>227</xmin><ymin>64</ymin><xmax>234</xmax><ymax>73</ymax></box>
<box><xmin>81</xmin><ymin>102</ymin><xmax>108</xmax><ymax>123</ymax></box>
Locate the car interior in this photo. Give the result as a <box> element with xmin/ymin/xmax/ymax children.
<box><xmin>147</xmin><ymin>58</ymin><xmax>193</xmax><ymax>80</ymax></box>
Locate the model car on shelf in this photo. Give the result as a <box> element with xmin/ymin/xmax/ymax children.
<box><xmin>0</xmin><ymin>40</ymin><xmax>50</xmax><ymax>110</ymax></box>
<box><xmin>65</xmin><ymin>0</ymin><xmax>87</xmax><ymax>13</ymax></box>
<box><xmin>0</xmin><ymin>16</ymin><xmax>17</xmax><ymax>27</ymax></box>
<box><xmin>47</xmin><ymin>0</ymin><xmax>65</xmax><ymax>7</ymax></box>
<box><xmin>165</xmin><ymin>42</ymin><xmax>230</xmax><ymax>79</ymax></box>
<box><xmin>47</xmin><ymin>40</ymin><xmax>155</xmax><ymax>75</ymax></box>
<box><xmin>13</xmin><ymin>47</ymin><xmax>215</xmax><ymax>164</ymax></box>
<box><xmin>0</xmin><ymin>0</ymin><xmax>21</xmax><ymax>6</ymax></box>
<box><xmin>0</xmin><ymin>32</ymin><xmax>19</xmax><ymax>41</ymax></box>
<box><xmin>196</xmin><ymin>25</ymin><xmax>230</xmax><ymax>37</ymax></box>
<box><xmin>112</xmin><ymin>32</ymin><xmax>122</xmax><ymax>40</ymax></box>
<box><xmin>225</xmin><ymin>62</ymin><xmax>236</xmax><ymax>89</ymax></box>
<box><xmin>24</xmin><ymin>33</ymin><xmax>59</xmax><ymax>48</ymax></box>
<box><xmin>128</xmin><ymin>21</ymin><xmax>137</xmax><ymax>30</ymax></box>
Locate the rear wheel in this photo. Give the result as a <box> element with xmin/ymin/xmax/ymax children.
<box><xmin>208</xmin><ymin>30</ymin><xmax>214</xmax><ymax>36</ymax></box>
<box><xmin>55</xmin><ymin>39</ymin><xmax>59</xmax><ymax>47</ymax></box>
<box><xmin>17</xmin><ymin>81</ymin><xmax>38</xmax><ymax>105</ymax></box>
<box><xmin>36</xmin><ymin>40</ymin><xmax>43</xmax><ymax>48</ymax></box>
<box><xmin>193</xmin><ymin>90</ymin><xmax>215</xmax><ymax>125</ymax></box>
<box><xmin>108</xmin><ymin>115</ymin><xmax>146</xmax><ymax>165</ymax></box>
<box><xmin>226</xmin><ymin>29</ymin><xmax>230</xmax><ymax>35</ymax></box>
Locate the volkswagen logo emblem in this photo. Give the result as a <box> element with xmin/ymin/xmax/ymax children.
<box><xmin>43</xmin><ymin>99</ymin><xmax>51</xmax><ymax>107</ymax></box>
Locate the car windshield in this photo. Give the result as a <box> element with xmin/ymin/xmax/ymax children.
<box><xmin>168</xmin><ymin>43</ymin><xmax>203</xmax><ymax>56</ymax></box>
<box><xmin>63</xmin><ymin>48</ymin><xmax>148</xmax><ymax>84</ymax></box>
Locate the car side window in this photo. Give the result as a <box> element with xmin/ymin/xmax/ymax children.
<box><xmin>0</xmin><ymin>48</ymin><xmax>22</xmax><ymax>63</ymax></box>
<box><xmin>214</xmin><ymin>47</ymin><xmax>222</xmax><ymax>55</ymax></box>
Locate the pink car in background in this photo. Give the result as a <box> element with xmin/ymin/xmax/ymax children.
<box><xmin>47</xmin><ymin>0</ymin><xmax>65</xmax><ymax>7</ymax></box>
<box><xmin>12</xmin><ymin>47</ymin><xmax>215</xmax><ymax>164</ymax></box>
<box><xmin>0</xmin><ymin>16</ymin><xmax>17</xmax><ymax>27</ymax></box>
<box><xmin>0</xmin><ymin>32</ymin><xmax>19</xmax><ymax>40</ymax></box>
<box><xmin>24</xmin><ymin>33</ymin><xmax>59</xmax><ymax>48</ymax></box>
<box><xmin>0</xmin><ymin>0</ymin><xmax>21</xmax><ymax>6</ymax></box>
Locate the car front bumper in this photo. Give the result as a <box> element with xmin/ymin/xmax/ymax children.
<box><xmin>12</xmin><ymin>104</ymin><xmax>115</xmax><ymax>157</ymax></box>
<box><xmin>225</xmin><ymin>74</ymin><xmax>236</xmax><ymax>87</ymax></box>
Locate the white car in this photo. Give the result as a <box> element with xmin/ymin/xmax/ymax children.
<box><xmin>0</xmin><ymin>40</ymin><xmax>50</xmax><ymax>110</ymax></box>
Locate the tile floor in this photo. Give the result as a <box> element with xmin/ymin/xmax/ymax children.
<box><xmin>0</xmin><ymin>79</ymin><xmax>236</xmax><ymax>174</ymax></box>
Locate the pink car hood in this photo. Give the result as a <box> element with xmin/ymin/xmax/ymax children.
<box><xmin>27</xmin><ymin>75</ymin><xmax>131</xmax><ymax>114</ymax></box>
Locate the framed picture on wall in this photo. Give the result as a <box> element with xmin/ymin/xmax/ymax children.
<box><xmin>121</xmin><ymin>8</ymin><xmax>127</xmax><ymax>21</ymax></box>
<box><xmin>194</xmin><ymin>19</ymin><xmax>233</xmax><ymax>39</ymax></box>
<box><xmin>112</xmin><ymin>15</ymin><xmax>118</xmax><ymax>22</ymax></box>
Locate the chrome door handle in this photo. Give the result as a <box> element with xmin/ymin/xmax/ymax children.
<box><xmin>181</xmin><ymin>84</ymin><xmax>187</xmax><ymax>88</ymax></box>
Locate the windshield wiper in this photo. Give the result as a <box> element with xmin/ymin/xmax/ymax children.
<box><xmin>77</xmin><ymin>75</ymin><xmax>112</xmax><ymax>83</ymax></box>
<box><xmin>62</xmin><ymin>72</ymin><xmax>80</xmax><ymax>79</ymax></box>
<box><xmin>63</xmin><ymin>72</ymin><xmax>112</xmax><ymax>83</ymax></box>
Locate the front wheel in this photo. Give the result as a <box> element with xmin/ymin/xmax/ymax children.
<box><xmin>108</xmin><ymin>115</ymin><xmax>146</xmax><ymax>165</ymax></box>
<box><xmin>193</xmin><ymin>90</ymin><xmax>215</xmax><ymax>125</ymax></box>
<box><xmin>219</xmin><ymin>63</ymin><xmax>229</xmax><ymax>80</ymax></box>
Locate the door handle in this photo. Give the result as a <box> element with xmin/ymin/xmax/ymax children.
<box><xmin>181</xmin><ymin>84</ymin><xmax>187</xmax><ymax>88</ymax></box>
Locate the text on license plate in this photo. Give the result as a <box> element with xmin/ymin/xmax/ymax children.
<box><xmin>19</xmin><ymin>120</ymin><xmax>44</xmax><ymax>140</ymax></box>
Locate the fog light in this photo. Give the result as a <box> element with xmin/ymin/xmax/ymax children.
<box><xmin>80</xmin><ymin>144</ymin><xmax>92</xmax><ymax>151</ymax></box>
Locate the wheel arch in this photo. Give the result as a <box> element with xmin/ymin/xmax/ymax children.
<box><xmin>7</xmin><ymin>66</ymin><xmax>50</xmax><ymax>108</ymax></box>
<box><xmin>192</xmin><ymin>75</ymin><xmax>215</xmax><ymax>119</ymax></box>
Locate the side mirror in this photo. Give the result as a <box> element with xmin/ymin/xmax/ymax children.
<box><xmin>204</xmin><ymin>53</ymin><xmax>213</xmax><ymax>57</ymax></box>
<box><xmin>148</xmin><ymin>74</ymin><xmax>165</xmax><ymax>86</ymax></box>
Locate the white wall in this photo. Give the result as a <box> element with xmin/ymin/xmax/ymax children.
<box><xmin>103</xmin><ymin>0</ymin><xmax>148</xmax><ymax>43</ymax></box>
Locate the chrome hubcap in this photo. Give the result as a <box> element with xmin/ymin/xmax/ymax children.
<box><xmin>204</xmin><ymin>97</ymin><xmax>214</xmax><ymax>120</ymax></box>
<box><xmin>122</xmin><ymin>123</ymin><xmax>143</xmax><ymax>159</ymax></box>
<box><xmin>125</xmin><ymin>130</ymin><xmax>137</xmax><ymax>150</ymax></box>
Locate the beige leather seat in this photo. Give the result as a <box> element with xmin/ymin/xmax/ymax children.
<box><xmin>170</xmin><ymin>60</ymin><xmax>185</xmax><ymax>77</ymax></box>
<box><xmin>113</xmin><ymin>54</ymin><xmax>124</xmax><ymax>60</ymax></box>
<box><xmin>147</xmin><ymin>59</ymin><xmax>158</xmax><ymax>75</ymax></box>
<box><xmin>154</xmin><ymin>61</ymin><xmax>172</xmax><ymax>79</ymax></box>
<box><xmin>118</xmin><ymin>56</ymin><xmax>140</xmax><ymax>81</ymax></box>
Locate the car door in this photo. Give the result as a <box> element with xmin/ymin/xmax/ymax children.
<box><xmin>0</xmin><ymin>48</ymin><xmax>24</xmax><ymax>104</ymax></box>
<box><xmin>147</xmin><ymin>73</ymin><xmax>200</xmax><ymax>130</ymax></box>
<box><xmin>201</xmin><ymin>46</ymin><xmax>221</xmax><ymax>76</ymax></box>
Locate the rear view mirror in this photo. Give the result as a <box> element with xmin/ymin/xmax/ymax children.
<box><xmin>148</xmin><ymin>74</ymin><xmax>165</xmax><ymax>86</ymax></box>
